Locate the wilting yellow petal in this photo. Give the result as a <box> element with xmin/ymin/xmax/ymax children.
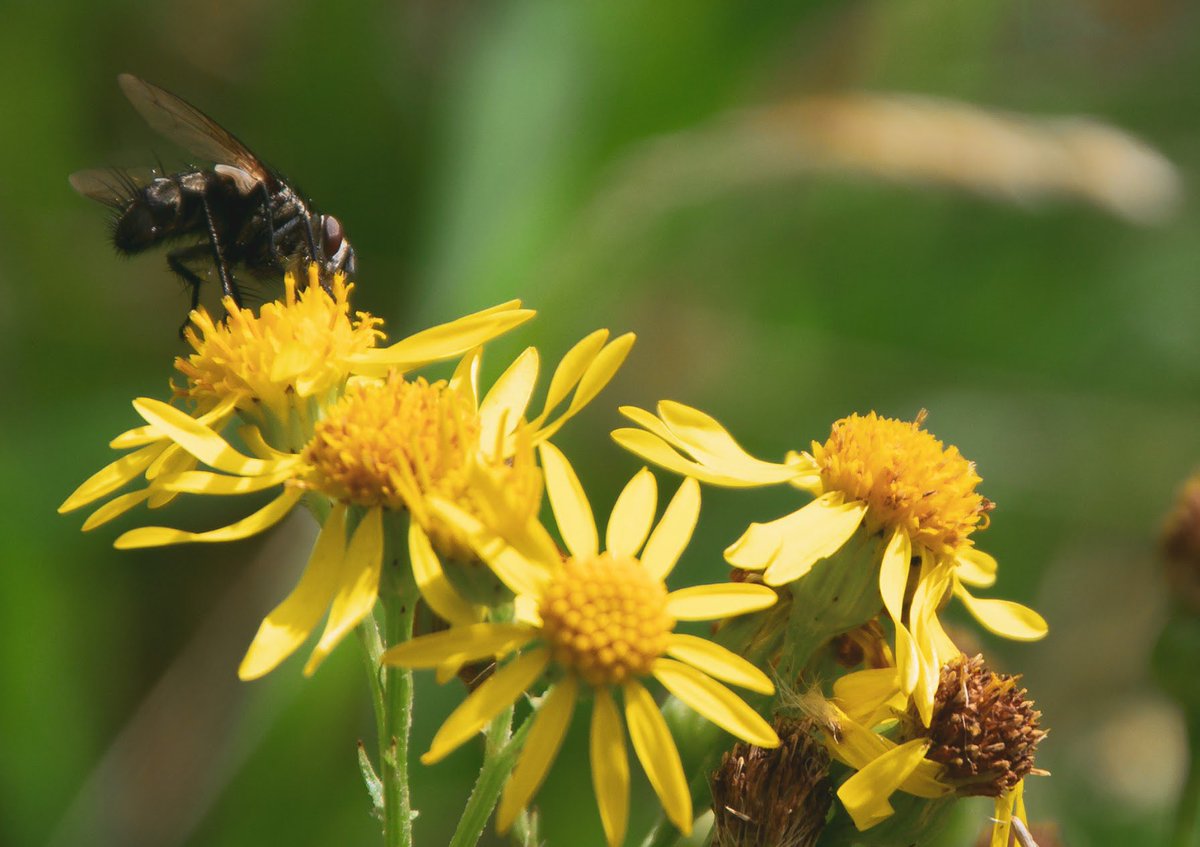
<box><xmin>837</xmin><ymin>738</ymin><xmax>931</xmax><ymax>831</ymax></box>
<box><xmin>651</xmin><ymin>659</ymin><xmax>778</xmax><ymax>748</ymax></box>
<box><xmin>409</xmin><ymin>521</ymin><xmax>479</xmax><ymax>626</ymax></box>
<box><xmin>955</xmin><ymin>547</ymin><xmax>998</xmax><ymax>587</ymax></box>
<box><xmin>878</xmin><ymin>528</ymin><xmax>919</xmax><ymax>696</ymax></box>
<box><xmin>655</xmin><ymin>401</ymin><xmax>801</xmax><ymax>485</ymax></box>
<box><xmin>423</xmin><ymin>647</ymin><xmax>550</xmax><ymax>764</ymax></box>
<box><xmin>479</xmin><ymin>347</ymin><xmax>540</xmax><ymax>452</ymax></box>
<box><xmin>590</xmin><ymin>687</ymin><xmax>630</xmax><ymax>847</ymax></box>
<box><xmin>539</xmin><ymin>442</ymin><xmax>598</xmax><ymax>560</ymax></box>
<box><xmin>81</xmin><ymin>489</ymin><xmax>152</xmax><ymax>531</ymax></box>
<box><xmin>611</xmin><ymin>428</ymin><xmax>771</xmax><ymax>488</ymax></box>
<box><xmin>640</xmin><ymin>478</ymin><xmax>700</xmax><ymax>580</ymax></box>
<box><xmin>955</xmin><ymin>586</ymin><xmax>1049</xmax><ymax>641</ymax></box>
<box><xmin>304</xmin><ymin>506</ymin><xmax>384</xmax><ymax>675</ymax></box>
<box><xmin>239</xmin><ymin>505</ymin><xmax>347</xmax><ymax>680</ymax></box>
<box><xmin>114</xmin><ymin>487</ymin><xmax>303</xmax><ymax>548</ymax></box>
<box><xmin>382</xmin><ymin>622</ymin><xmax>535</xmax><ymax>668</ymax></box>
<box><xmin>732</xmin><ymin>496</ymin><xmax>866</xmax><ymax>586</ymax></box>
<box><xmin>665</xmin><ymin>583</ymin><xmax>777</xmax><ymax>620</ymax></box>
<box><xmin>59</xmin><ymin>442</ymin><xmax>162</xmax><ymax>513</ymax></box>
<box><xmin>623</xmin><ymin>679</ymin><xmax>692</xmax><ymax>835</ymax></box>
<box><xmin>133</xmin><ymin>398</ymin><xmax>297</xmax><ymax>477</ymax></box>
<box><xmin>495</xmin><ymin>677</ymin><xmax>578</xmax><ymax>833</ymax></box>
<box><xmin>351</xmin><ymin>303</ymin><xmax>535</xmax><ymax>375</ymax></box>
<box><xmin>606</xmin><ymin>468</ymin><xmax>657</xmax><ymax>559</ymax></box>
<box><xmin>158</xmin><ymin>467</ymin><xmax>296</xmax><ymax>495</ymax></box>
<box><xmin>832</xmin><ymin>668</ymin><xmax>904</xmax><ymax>726</ymax></box>
<box><xmin>666</xmin><ymin>634</ymin><xmax>774</xmax><ymax>695</ymax></box>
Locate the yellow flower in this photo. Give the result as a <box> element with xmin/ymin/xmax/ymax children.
<box><xmin>101</xmin><ymin>331</ymin><xmax>633</xmax><ymax>679</ymax></box>
<box><xmin>383</xmin><ymin>452</ymin><xmax>781</xmax><ymax>847</ymax></box>
<box><xmin>822</xmin><ymin>656</ymin><xmax>1043</xmax><ymax>845</ymax></box>
<box><xmin>613</xmin><ymin>403</ymin><xmax>1048</xmax><ymax>724</ymax></box>
<box><xmin>59</xmin><ymin>264</ymin><xmax>531</xmax><ymax>529</ymax></box>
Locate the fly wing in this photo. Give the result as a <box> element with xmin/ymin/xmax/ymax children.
<box><xmin>117</xmin><ymin>73</ymin><xmax>274</xmax><ymax>187</ymax></box>
<box><xmin>68</xmin><ymin>167</ymin><xmax>155</xmax><ymax>208</ymax></box>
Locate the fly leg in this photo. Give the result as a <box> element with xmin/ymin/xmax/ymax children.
<box><xmin>166</xmin><ymin>244</ymin><xmax>214</xmax><ymax>338</ymax></box>
<box><xmin>199</xmin><ymin>193</ymin><xmax>242</xmax><ymax>308</ymax></box>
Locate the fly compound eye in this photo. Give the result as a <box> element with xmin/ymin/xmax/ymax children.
<box><xmin>321</xmin><ymin>215</ymin><xmax>344</xmax><ymax>257</ymax></box>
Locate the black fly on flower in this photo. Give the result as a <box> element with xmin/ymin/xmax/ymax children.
<box><xmin>70</xmin><ymin>74</ymin><xmax>356</xmax><ymax>332</ymax></box>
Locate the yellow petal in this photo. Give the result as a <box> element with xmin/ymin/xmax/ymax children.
<box><xmin>479</xmin><ymin>347</ymin><xmax>540</xmax><ymax>453</ymax></box>
<box><xmin>955</xmin><ymin>586</ymin><xmax>1049</xmax><ymax>641</ymax></box>
<box><xmin>651</xmin><ymin>658</ymin><xmax>778</xmax><ymax>748</ymax></box>
<box><xmin>665</xmin><ymin>583</ymin><xmax>777</xmax><ymax>621</ymax></box>
<box><xmin>656</xmin><ymin>401</ymin><xmax>800</xmax><ymax>485</ymax></box>
<box><xmin>423</xmin><ymin>647</ymin><xmax>550</xmax><ymax>764</ymax></box>
<box><xmin>536</xmin><ymin>333</ymin><xmax>635</xmax><ymax>444</ymax></box>
<box><xmin>495</xmin><ymin>677</ymin><xmax>578</xmax><ymax>833</ymax></box>
<box><xmin>665</xmin><ymin>633</ymin><xmax>774</xmax><ymax>695</ymax></box>
<box><xmin>409</xmin><ymin>521</ymin><xmax>479</xmax><ymax>626</ymax></box>
<box><xmin>351</xmin><ymin>305</ymin><xmax>535</xmax><ymax>375</ymax></box>
<box><xmin>589</xmin><ymin>687</ymin><xmax>630</xmax><ymax>847</ymax></box>
<box><xmin>878</xmin><ymin>528</ymin><xmax>919</xmax><ymax>696</ymax></box>
<box><xmin>534</xmin><ymin>330</ymin><xmax>609</xmax><ymax>426</ymax></box>
<box><xmin>539</xmin><ymin>442</ymin><xmax>598</xmax><ymax>560</ymax></box>
<box><xmin>132</xmin><ymin>398</ymin><xmax>295</xmax><ymax>477</ymax></box>
<box><xmin>623</xmin><ymin>679</ymin><xmax>692</xmax><ymax>835</ymax></box>
<box><xmin>449</xmin><ymin>346</ymin><xmax>483</xmax><ymax>408</ymax></box>
<box><xmin>429</xmin><ymin>496</ymin><xmax>554</xmax><ymax>597</ymax></box>
<box><xmin>607</xmin><ymin>468</ymin><xmax>657</xmax><ymax>559</ymax></box>
<box><xmin>304</xmin><ymin>506</ymin><xmax>384</xmax><ymax>675</ymax></box>
<box><xmin>955</xmin><ymin>547</ymin><xmax>998</xmax><ymax>588</ymax></box>
<box><xmin>239</xmin><ymin>505</ymin><xmax>348</xmax><ymax>680</ymax></box>
<box><xmin>59</xmin><ymin>442</ymin><xmax>162</xmax><ymax>513</ymax></box>
<box><xmin>991</xmin><ymin>785</ymin><xmax>1017</xmax><ymax>847</ymax></box>
<box><xmin>158</xmin><ymin>467</ymin><xmax>296</xmax><ymax>495</ymax></box>
<box><xmin>114</xmin><ymin>488</ymin><xmax>303</xmax><ymax>548</ymax></box>
<box><xmin>81</xmin><ymin>489</ymin><xmax>152</xmax><ymax>531</ymax></box>
<box><xmin>837</xmin><ymin>738</ymin><xmax>931</xmax><ymax>831</ymax></box>
<box><xmin>731</xmin><ymin>497</ymin><xmax>865</xmax><ymax>586</ymax></box>
<box><xmin>832</xmin><ymin>668</ymin><xmax>904</xmax><ymax>726</ymax></box>
<box><xmin>611</xmin><ymin>428</ymin><xmax>772</xmax><ymax>488</ymax></box>
<box><xmin>381</xmin><ymin>622</ymin><xmax>535</xmax><ymax>668</ymax></box>
<box><xmin>640</xmin><ymin>478</ymin><xmax>701</xmax><ymax>581</ymax></box>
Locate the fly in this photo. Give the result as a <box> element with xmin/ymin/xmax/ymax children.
<box><xmin>70</xmin><ymin>74</ymin><xmax>356</xmax><ymax>333</ymax></box>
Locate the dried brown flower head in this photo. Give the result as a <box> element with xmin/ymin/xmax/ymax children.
<box><xmin>917</xmin><ymin>654</ymin><xmax>1046</xmax><ymax>797</ymax></box>
<box><xmin>711</xmin><ymin>716</ymin><xmax>832</xmax><ymax>847</ymax></box>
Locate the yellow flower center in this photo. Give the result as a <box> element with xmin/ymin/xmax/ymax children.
<box><xmin>540</xmin><ymin>554</ymin><xmax>673</xmax><ymax>687</ymax></box>
<box><xmin>304</xmin><ymin>374</ymin><xmax>540</xmax><ymax>557</ymax></box>
<box><xmin>174</xmin><ymin>265</ymin><xmax>382</xmax><ymax>420</ymax></box>
<box><xmin>813</xmin><ymin>412</ymin><xmax>992</xmax><ymax>555</ymax></box>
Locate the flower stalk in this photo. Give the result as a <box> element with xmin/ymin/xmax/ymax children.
<box><xmin>379</xmin><ymin>517</ymin><xmax>419</xmax><ymax>847</ymax></box>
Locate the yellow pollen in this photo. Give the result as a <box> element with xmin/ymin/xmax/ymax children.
<box><xmin>540</xmin><ymin>554</ymin><xmax>673</xmax><ymax>687</ymax></box>
<box><xmin>812</xmin><ymin>411</ymin><xmax>992</xmax><ymax>555</ymax></box>
<box><xmin>174</xmin><ymin>264</ymin><xmax>382</xmax><ymax>410</ymax></box>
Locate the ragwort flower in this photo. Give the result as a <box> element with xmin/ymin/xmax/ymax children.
<box><xmin>59</xmin><ymin>264</ymin><xmax>530</xmax><ymax>528</ymax></box>
<box><xmin>104</xmin><ymin>330</ymin><xmax>633</xmax><ymax>679</ymax></box>
<box><xmin>613</xmin><ymin>403</ymin><xmax>1048</xmax><ymax>723</ymax></box>
<box><xmin>383</xmin><ymin>451</ymin><xmax>780</xmax><ymax>847</ymax></box>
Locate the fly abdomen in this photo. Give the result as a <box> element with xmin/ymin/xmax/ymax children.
<box><xmin>112</xmin><ymin>175</ymin><xmax>206</xmax><ymax>254</ymax></box>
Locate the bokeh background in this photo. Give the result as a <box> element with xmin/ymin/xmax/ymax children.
<box><xmin>2</xmin><ymin>1</ymin><xmax>1198</xmax><ymax>845</ymax></box>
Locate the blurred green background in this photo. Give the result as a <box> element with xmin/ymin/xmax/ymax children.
<box><xmin>2</xmin><ymin>1</ymin><xmax>1198</xmax><ymax>845</ymax></box>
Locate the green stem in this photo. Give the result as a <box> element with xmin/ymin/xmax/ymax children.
<box><xmin>379</xmin><ymin>542</ymin><xmax>419</xmax><ymax>847</ymax></box>
<box><xmin>356</xmin><ymin>612</ymin><xmax>386</xmax><ymax>753</ymax></box>
<box><xmin>449</xmin><ymin>708</ymin><xmax>534</xmax><ymax>847</ymax></box>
